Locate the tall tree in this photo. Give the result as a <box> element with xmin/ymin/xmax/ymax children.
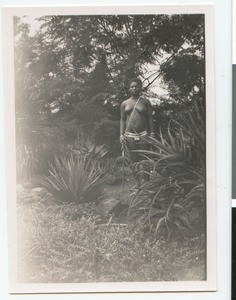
<box><xmin>14</xmin><ymin>14</ymin><xmax>205</xmax><ymax>167</ymax></box>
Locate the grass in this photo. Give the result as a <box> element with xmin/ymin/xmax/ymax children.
<box><xmin>17</xmin><ymin>189</ymin><xmax>206</xmax><ymax>283</ymax></box>
<box><xmin>16</xmin><ymin>101</ymin><xmax>206</xmax><ymax>284</ymax></box>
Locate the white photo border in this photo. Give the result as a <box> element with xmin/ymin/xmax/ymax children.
<box><xmin>2</xmin><ymin>4</ymin><xmax>216</xmax><ymax>293</ymax></box>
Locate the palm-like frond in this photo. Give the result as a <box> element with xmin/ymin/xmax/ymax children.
<box><xmin>40</xmin><ymin>153</ymin><xmax>109</xmax><ymax>204</ymax></box>
<box><xmin>127</xmin><ymin>100</ymin><xmax>205</xmax><ymax>238</ymax></box>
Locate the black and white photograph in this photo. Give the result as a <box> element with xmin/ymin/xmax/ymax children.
<box><xmin>2</xmin><ymin>5</ymin><xmax>216</xmax><ymax>293</ymax></box>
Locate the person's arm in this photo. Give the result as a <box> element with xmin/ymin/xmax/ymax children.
<box><xmin>120</xmin><ymin>102</ymin><xmax>126</xmax><ymax>143</ymax></box>
<box><xmin>146</xmin><ymin>100</ymin><xmax>155</xmax><ymax>137</ymax></box>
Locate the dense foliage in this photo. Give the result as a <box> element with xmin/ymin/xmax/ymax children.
<box><xmin>14</xmin><ymin>14</ymin><xmax>206</xmax><ymax>240</ymax></box>
<box><xmin>14</xmin><ymin>14</ymin><xmax>205</xmax><ymax>179</ymax></box>
<box><xmin>127</xmin><ymin>99</ymin><xmax>205</xmax><ymax>238</ymax></box>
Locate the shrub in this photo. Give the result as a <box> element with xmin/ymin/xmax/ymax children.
<box><xmin>40</xmin><ymin>153</ymin><xmax>109</xmax><ymax>204</ymax></box>
<box><xmin>127</xmin><ymin>100</ymin><xmax>205</xmax><ymax>238</ymax></box>
<box><xmin>16</xmin><ymin>111</ymin><xmax>71</xmax><ymax>181</ymax></box>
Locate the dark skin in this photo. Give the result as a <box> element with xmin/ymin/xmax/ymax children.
<box><xmin>120</xmin><ymin>81</ymin><xmax>155</xmax><ymax>186</ymax></box>
<box><xmin>120</xmin><ymin>82</ymin><xmax>154</xmax><ymax>139</ymax></box>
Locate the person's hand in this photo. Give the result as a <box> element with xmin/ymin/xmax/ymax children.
<box><xmin>120</xmin><ymin>134</ymin><xmax>126</xmax><ymax>143</ymax></box>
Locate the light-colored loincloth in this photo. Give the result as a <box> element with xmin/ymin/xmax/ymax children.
<box><xmin>124</xmin><ymin>131</ymin><xmax>148</xmax><ymax>140</ymax></box>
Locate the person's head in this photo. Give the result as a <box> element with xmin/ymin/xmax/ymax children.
<box><xmin>129</xmin><ymin>78</ymin><xmax>142</xmax><ymax>96</ymax></box>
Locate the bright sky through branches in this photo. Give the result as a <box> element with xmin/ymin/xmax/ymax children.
<box><xmin>19</xmin><ymin>14</ymin><xmax>168</xmax><ymax>100</ymax></box>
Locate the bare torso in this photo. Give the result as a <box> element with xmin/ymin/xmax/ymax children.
<box><xmin>122</xmin><ymin>97</ymin><xmax>149</xmax><ymax>133</ymax></box>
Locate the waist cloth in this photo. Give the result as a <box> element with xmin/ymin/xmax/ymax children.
<box><xmin>124</xmin><ymin>131</ymin><xmax>148</xmax><ymax>140</ymax></box>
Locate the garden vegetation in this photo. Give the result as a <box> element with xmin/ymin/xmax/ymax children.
<box><xmin>15</xmin><ymin>14</ymin><xmax>206</xmax><ymax>282</ymax></box>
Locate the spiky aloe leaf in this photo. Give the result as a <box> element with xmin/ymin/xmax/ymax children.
<box><xmin>127</xmin><ymin>99</ymin><xmax>205</xmax><ymax>239</ymax></box>
<box><xmin>40</xmin><ymin>153</ymin><xmax>109</xmax><ymax>204</ymax></box>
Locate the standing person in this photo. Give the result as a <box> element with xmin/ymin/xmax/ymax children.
<box><xmin>120</xmin><ymin>78</ymin><xmax>155</xmax><ymax>188</ymax></box>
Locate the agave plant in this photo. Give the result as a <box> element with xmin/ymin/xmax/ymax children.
<box><xmin>127</xmin><ymin>99</ymin><xmax>205</xmax><ymax>238</ymax></box>
<box><xmin>40</xmin><ymin>153</ymin><xmax>109</xmax><ymax>204</ymax></box>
